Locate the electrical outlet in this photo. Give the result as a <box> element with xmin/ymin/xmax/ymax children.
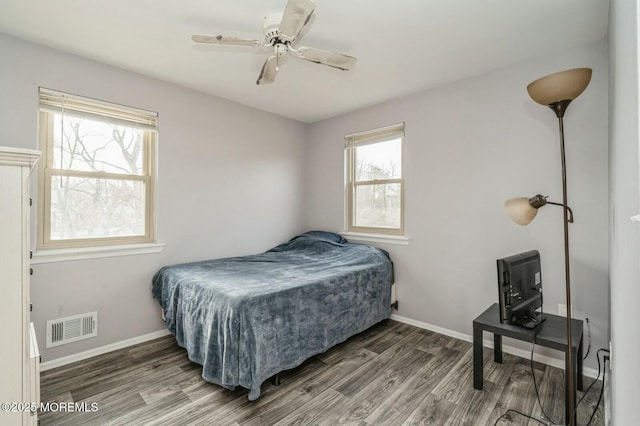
<box><xmin>558</xmin><ymin>304</ymin><xmax>566</xmax><ymax>316</ymax></box>
<box><xmin>558</xmin><ymin>304</ymin><xmax>574</xmax><ymax>317</ymax></box>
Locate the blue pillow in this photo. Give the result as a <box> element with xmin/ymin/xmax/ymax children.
<box><xmin>300</xmin><ymin>230</ymin><xmax>348</xmax><ymax>244</ymax></box>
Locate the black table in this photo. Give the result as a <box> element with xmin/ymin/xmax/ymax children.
<box><xmin>473</xmin><ymin>303</ymin><xmax>583</xmax><ymax>423</ymax></box>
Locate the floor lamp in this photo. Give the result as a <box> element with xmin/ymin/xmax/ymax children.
<box><xmin>504</xmin><ymin>67</ymin><xmax>592</xmax><ymax>426</ymax></box>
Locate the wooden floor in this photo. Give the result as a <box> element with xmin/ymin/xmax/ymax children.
<box><xmin>40</xmin><ymin>320</ymin><xmax>604</xmax><ymax>425</ymax></box>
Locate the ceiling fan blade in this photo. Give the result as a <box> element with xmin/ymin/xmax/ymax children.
<box><xmin>256</xmin><ymin>55</ymin><xmax>279</xmax><ymax>85</ymax></box>
<box><xmin>279</xmin><ymin>0</ymin><xmax>316</xmax><ymax>42</ymax></box>
<box><xmin>295</xmin><ymin>47</ymin><xmax>356</xmax><ymax>71</ymax></box>
<box><xmin>191</xmin><ymin>34</ymin><xmax>263</xmax><ymax>48</ymax></box>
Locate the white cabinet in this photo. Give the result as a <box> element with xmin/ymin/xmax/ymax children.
<box><xmin>0</xmin><ymin>147</ymin><xmax>40</xmax><ymax>426</ymax></box>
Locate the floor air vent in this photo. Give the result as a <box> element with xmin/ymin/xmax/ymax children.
<box><xmin>46</xmin><ymin>311</ymin><xmax>98</xmax><ymax>348</ymax></box>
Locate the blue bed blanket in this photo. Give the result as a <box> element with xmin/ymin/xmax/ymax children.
<box><xmin>151</xmin><ymin>231</ymin><xmax>394</xmax><ymax>400</ymax></box>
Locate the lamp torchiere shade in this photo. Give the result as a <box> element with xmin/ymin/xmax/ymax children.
<box><xmin>527</xmin><ymin>68</ymin><xmax>592</xmax><ymax>106</ymax></box>
<box><xmin>504</xmin><ymin>197</ymin><xmax>538</xmax><ymax>226</ymax></box>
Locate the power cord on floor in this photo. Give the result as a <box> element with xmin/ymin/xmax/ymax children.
<box><xmin>494</xmin><ymin>333</ymin><xmax>554</xmax><ymax>426</ymax></box>
<box><xmin>576</xmin><ymin>348</ymin><xmax>608</xmax><ymax>409</ymax></box>
<box><xmin>493</xmin><ymin>408</ymin><xmax>549</xmax><ymax>426</ymax></box>
<box><xmin>581</xmin><ymin>349</ymin><xmax>609</xmax><ymax>426</ymax></box>
<box><xmin>585</xmin><ymin>354</ymin><xmax>607</xmax><ymax>425</ymax></box>
<box><xmin>530</xmin><ymin>335</ymin><xmax>559</xmax><ymax>425</ymax></box>
<box><xmin>583</xmin><ymin>317</ymin><xmax>591</xmax><ymax>360</ymax></box>
<box><xmin>494</xmin><ymin>336</ymin><xmax>609</xmax><ymax>426</ymax></box>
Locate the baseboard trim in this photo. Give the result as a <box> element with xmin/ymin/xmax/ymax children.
<box><xmin>390</xmin><ymin>313</ymin><xmax>599</xmax><ymax>380</ymax></box>
<box><xmin>41</xmin><ymin>316</ymin><xmax>599</xmax><ymax>380</ymax></box>
<box><xmin>40</xmin><ymin>329</ymin><xmax>172</xmax><ymax>372</ymax></box>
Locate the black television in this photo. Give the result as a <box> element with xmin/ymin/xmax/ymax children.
<box><xmin>496</xmin><ymin>250</ymin><xmax>545</xmax><ymax>328</ymax></box>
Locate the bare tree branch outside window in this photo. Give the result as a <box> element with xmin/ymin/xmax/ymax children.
<box><xmin>353</xmin><ymin>138</ymin><xmax>402</xmax><ymax>229</ymax></box>
<box><xmin>50</xmin><ymin>114</ymin><xmax>146</xmax><ymax>240</ymax></box>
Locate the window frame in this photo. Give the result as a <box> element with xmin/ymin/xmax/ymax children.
<box><xmin>37</xmin><ymin>90</ymin><xmax>157</xmax><ymax>250</ymax></box>
<box><xmin>345</xmin><ymin>123</ymin><xmax>405</xmax><ymax>236</ymax></box>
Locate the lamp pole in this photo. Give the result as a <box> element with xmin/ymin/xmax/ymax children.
<box><xmin>525</xmin><ymin>68</ymin><xmax>591</xmax><ymax>426</ymax></box>
<box><xmin>551</xmin><ymin>99</ymin><xmax>576</xmax><ymax>426</ymax></box>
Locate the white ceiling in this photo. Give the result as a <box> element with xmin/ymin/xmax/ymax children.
<box><xmin>0</xmin><ymin>0</ymin><xmax>609</xmax><ymax>123</ymax></box>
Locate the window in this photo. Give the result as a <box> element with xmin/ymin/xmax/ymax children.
<box><xmin>345</xmin><ymin>123</ymin><xmax>404</xmax><ymax>235</ymax></box>
<box><xmin>37</xmin><ymin>88</ymin><xmax>157</xmax><ymax>250</ymax></box>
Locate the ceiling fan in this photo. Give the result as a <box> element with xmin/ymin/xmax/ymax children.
<box><xmin>191</xmin><ymin>0</ymin><xmax>357</xmax><ymax>85</ymax></box>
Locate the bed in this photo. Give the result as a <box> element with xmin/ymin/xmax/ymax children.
<box><xmin>151</xmin><ymin>231</ymin><xmax>394</xmax><ymax>400</ymax></box>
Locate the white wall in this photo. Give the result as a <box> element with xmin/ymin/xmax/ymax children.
<box><xmin>307</xmin><ymin>41</ymin><xmax>609</xmax><ymax>369</ymax></box>
<box><xmin>608</xmin><ymin>0</ymin><xmax>640</xmax><ymax>423</ymax></box>
<box><xmin>0</xmin><ymin>29</ymin><xmax>613</xmax><ymax>377</ymax></box>
<box><xmin>0</xmin><ymin>33</ymin><xmax>308</xmax><ymax>361</ymax></box>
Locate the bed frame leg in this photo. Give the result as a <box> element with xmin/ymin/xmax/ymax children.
<box><xmin>271</xmin><ymin>373</ymin><xmax>280</xmax><ymax>386</ymax></box>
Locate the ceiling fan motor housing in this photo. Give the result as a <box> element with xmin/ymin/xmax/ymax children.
<box><xmin>263</xmin><ymin>13</ymin><xmax>284</xmax><ymax>45</ymax></box>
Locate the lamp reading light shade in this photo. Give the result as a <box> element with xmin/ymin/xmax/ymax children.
<box><xmin>527</xmin><ymin>68</ymin><xmax>592</xmax><ymax>106</ymax></box>
<box><xmin>504</xmin><ymin>195</ymin><xmax>550</xmax><ymax>226</ymax></box>
<box><xmin>504</xmin><ymin>197</ymin><xmax>538</xmax><ymax>226</ymax></box>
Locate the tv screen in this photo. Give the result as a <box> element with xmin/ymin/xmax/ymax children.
<box><xmin>496</xmin><ymin>250</ymin><xmax>543</xmax><ymax>326</ymax></box>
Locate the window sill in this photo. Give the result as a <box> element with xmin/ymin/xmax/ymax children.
<box><xmin>31</xmin><ymin>242</ymin><xmax>165</xmax><ymax>264</ymax></box>
<box><xmin>340</xmin><ymin>232</ymin><xmax>410</xmax><ymax>246</ymax></box>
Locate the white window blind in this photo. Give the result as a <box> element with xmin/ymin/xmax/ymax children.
<box><xmin>345</xmin><ymin>123</ymin><xmax>405</xmax><ymax>147</ymax></box>
<box><xmin>39</xmin><ymin>88</ymin><xmax>157</xmax><ymax>130</ymax></box>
